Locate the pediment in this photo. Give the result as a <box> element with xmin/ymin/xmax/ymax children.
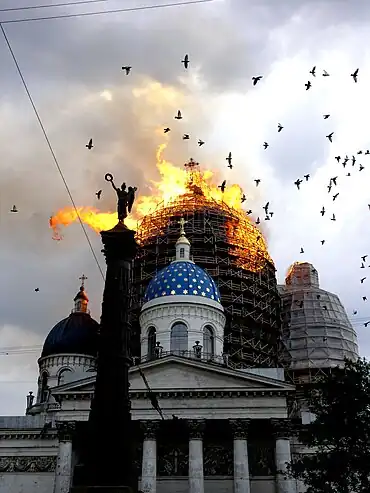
<box><xmin>130</xmin><ymin>356</ymin><xmax>295</xmax><ymax>392</ymax></box>
<box><xmin>50</xmin><ymin>356</ymin><xmax>295</xmax><ymax>397</ymax></box>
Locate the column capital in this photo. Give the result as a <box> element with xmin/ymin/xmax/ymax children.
<box><xmin>140</xmin><ymin>420</ymin><xmax>160</xmax><ymax>440</ymax></box>
<box><xmin>229</xmin><ymin>418</ymin><xmax>251</xmax><ymax>439</ymax></box>
<box><xmin>187</xmin><ymin>419</ymin><xmax>206</xmax><ymax>439</ymax></box>
<box><xmin>270</xmin><ymin>418</ymin><xmax>292</xmax><ymax>439</ymax></box>
<box><xmin>55</xmin><ymin>421</ymin><xmax>76</xmax><ymax>441</ymax></box>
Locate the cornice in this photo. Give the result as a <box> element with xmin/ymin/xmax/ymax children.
<box><xmin>0</xmin><ymin>431</ymin><xmax>57</xmax><ymax>440</ymax></box>
<box><xmin>0</xmin><ymin>456</ymin><xmax>57</xmax><ymax>473</ymax></box>
<box><xmin>140</xmin><ymin>303</ymin><xmax>225</xmax><ymax>328</ymax></box>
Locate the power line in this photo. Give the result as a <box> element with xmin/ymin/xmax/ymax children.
<box><xmin>0</xmin><ymin>0</ymin><xmax>110</xmax><ymax>13</ymax></box>
<box><xmin>0</xmin><ymin>0</ymin><xmax>213</xmax><ymax>24</ymax></box>
<box><xmin>0</xmin><ymin>24</ymin><xmax>105</xmax><ymax>281</ymax></box>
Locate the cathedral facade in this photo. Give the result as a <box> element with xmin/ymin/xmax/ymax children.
<box><xmin>0</xmin><ymin>228</ymin><xmax>359</xmax><ymax>493</ymax></box>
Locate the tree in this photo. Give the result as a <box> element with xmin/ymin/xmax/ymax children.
<box><xmin>287</xmin><ymin>357</ymin><xmax>370</xmax><ymax>493</ymax></box>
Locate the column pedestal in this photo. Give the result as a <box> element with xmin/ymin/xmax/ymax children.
<box><xmin>271</xmin><ymin>419</ymin><xmax>295</xmax><ymax>493</ymax></box>
<box><xmin>53</xmin><ymin>422</ymin><xmax>75</xmax><ymax>493</ymax></box>
<box><xmin>230</xmin><ymin>419</ymin><xmax>251</xmax><ymax>493</ymax></box>
<box><xmin>140</xmin><ymin>421</ymin><xmax>160</xmax><ymax>493</ymax></box>
<box><xmin>187</xmin><ymin>420</ymin><xmax>205</xmax><ymax>493</ymax></box>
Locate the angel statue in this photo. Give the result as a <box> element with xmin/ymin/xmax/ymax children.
<box><xmin>105</xmin><ymin>173</ymin><xmax>137</xmax><ymax>223</ymax></box>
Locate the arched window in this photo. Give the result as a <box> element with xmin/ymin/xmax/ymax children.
<box><xmin>170</xmin><ymin>322</ymin><xmax>188</xmax><ymax>354</ymax></box>
<box><xmin>180</xmin><ymin>247</ymin><xmax>185</xmax><ymax>258</ymax></box>
<box><xmin>40</xmin><ymin>372</ymin><xmax>48</xmax><ymax>402</ymax></box>
<box><xmin>147</xmin><ymin>327</ymin><xmax>157</xmax><ymax>359</ymax></box>
<box><xmin>58</xmin><ymin>368</ymin><xmax>72</xmax><ymax>386</ymax></box>
<box><xmin>203</xmin><ymin>326</ymin><xmax>215</xmax><ymax>356</ymax></box>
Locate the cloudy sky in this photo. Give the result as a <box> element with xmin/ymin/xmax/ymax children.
<box><xmin>1</xmin><ymin>0</ymin><xmax>370</xmax><ymax>415</ymax></box>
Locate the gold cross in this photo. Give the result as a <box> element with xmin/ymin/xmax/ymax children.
<box><xmin>178</xmin><ymin>217</ymin><xmax>188</xmax><ymax>236</ymax></box>
<box><xmin>79</xmin><ymin>274</ymin><xmax>88</xmax><ymax>287</ymax></box>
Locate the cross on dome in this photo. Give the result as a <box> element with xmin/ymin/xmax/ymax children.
<box><xmin>79</xmin><ymin>274</ymin><xmax>88</xmax><ymax>288</ymax></box>
<box><xmin>177</xmin><ymin>217</ymin><xmax>188</xmax><ymax>236</ymax></box>
<box><xmin>184</xmin><ymin>158</ymin><xmax>199</xmax><ymax>171</ymax></box>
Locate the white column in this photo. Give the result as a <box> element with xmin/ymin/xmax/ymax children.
<box><xmin>230</xmin><ymin>419</ymin><xmax>251</xmax><ymax>493</ymax></box>
<box><xmin>271</xmin><ymin>419</ymin><xmax>295</xmax><ymax>493</ymax></box>
<box><xmin>53</xmin><ymin>421</ymin><xmax>75</xmax><ymax>493</ymax></box>
<box><xmin>188</xmin><ymin>419</ymin><xmax>205</xmax><ymax>493</ymax></box>
<box><xmin>140</xmin><ymin>420</ymin><xmax>160</xmax><ymax>493</ymax></box>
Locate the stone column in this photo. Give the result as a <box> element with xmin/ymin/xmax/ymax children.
<box><xmin>271</xmin><ymin>419</ymin><xmax>295</xmax><ymax>493</ymax></box>
<box><xmin>53</xmin><ymin>421</ymin><xmax>75</xmax><ymax>493</ymax></box>
<box><xmin>187</xmin><ymin>419</ymin><xmax>206</xmax><ymax>493</ymax></box>
<box><xmin>140</xmin><ymin>420</ymin><xmax>160</xmax><ymax>493</ymax></box>
<box><xmin>230</xmin><ymin>419</ymin><xmax>251</xmax><ymax>493</ymax></box>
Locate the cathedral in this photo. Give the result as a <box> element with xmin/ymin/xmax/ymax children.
<box><xmin>0</xmin><ymin>217</ymin><xmax>359</xmax><ymax>493</ymax></box>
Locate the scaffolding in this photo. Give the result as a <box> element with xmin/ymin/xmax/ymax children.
<box><xmin>130</xmin><ymin>189</ymin><xmax>283</xmax><ymax>367</ymax></box>
<box><xmin>280</xmin><ymin>262</ymin><xmax>359</xmax><ymax>386</ymax></box>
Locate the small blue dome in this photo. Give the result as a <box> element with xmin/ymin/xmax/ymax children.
<box><xmin>41</xmin><ymin>312</ymin><xmax>99</xmax><ymax>358</ymax></box>
<box><xmin>144</xmin><ymin>261</ymin><xmax>221</xmax><ymax>303</ymax></box>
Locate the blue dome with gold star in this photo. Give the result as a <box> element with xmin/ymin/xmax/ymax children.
<box><xmin>144</xmin><ymin>261</ymin><xmax>221</xmax><ymax>303</ymax></box>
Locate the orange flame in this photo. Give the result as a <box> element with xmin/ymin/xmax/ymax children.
<box><xmin>50</xmin><ymin>144</ymin><xmax>244</xmax><ymax>235</ymax></box>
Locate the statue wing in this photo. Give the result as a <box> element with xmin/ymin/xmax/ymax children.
<box><xmin>127</xmin><ymin>187</ymin><xmax>136</xmax><ymax>213</ymax></box>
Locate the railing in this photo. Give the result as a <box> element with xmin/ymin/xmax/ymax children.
<box><xmin>132</xmin><ymin>350</ymin><xmax>227</xmax><ymax>367</ymax></box>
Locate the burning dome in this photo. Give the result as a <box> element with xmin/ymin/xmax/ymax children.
<box><xmin>41</xmin><ymin>283</ymin><xmax>99</xmax><ymax>359</ymax></box>
<box><xmin>144</xmin><ymin>261</ymin><xmax>221</xmax><ymax>304</ymax></box>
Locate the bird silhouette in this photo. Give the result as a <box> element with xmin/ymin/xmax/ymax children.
<box><xmin>263</xmin><ymin>142</ymin><xmax>269</xmax><ymax>149</ymax></box>
<box><xmin>182</xmin><ymin>54</ymin><xmax>189</xmax><ymax>69</ymax></box>
<box><xmin>330</xmin><ymin>176</ymin><xmax>338</xmax><ymax>186</ymax></box>
<box><xmin>305</xmin><ymin>81</ymin><xmax>311</xmax><ymax>90</ymax></box>
<box><xmin>351</xmin><ymin>68</ymin><xmax>359</xmax><ymax>83</ymax></box>
<box><xmin>351</xmin><ymin>155</ymin><xmax>356</xmax><ymax>166</ymax></box>
<box><xmin>363</xmin><ymin>296</ymin><xmax>367</xmax><ymax>301</ymax></box>
<box><xmin>326</xmin><ymin>132</ymin><xmax>334</xmax><ymax>142</ymax></box>
<box><xmin>10</xmin><ymin>205</ymin><xmax>18</xmax><ymax>213</ymax></box>
<box><xmin>226</xmin><ymin>152</ymin><xmax>232</xmax><ymax>166</ymax></box>
<box><xmin>241</xmin><ymin>194</ymin><xmax>246</xmax><ymax>203</ymax></box>
<box><xmin>320</xmin><ymin>207</ymin><xmax>325</xmax><ymax>216</ymax></box>
<box><xmin>333</xmin><ymin>193</ymin><xmax>339</xmax><ymax>201</ymax></box>
<box><xmin>252</xmin><ymin>76</ymin><xmax>263</xmax><ymax>85</ymax></box>
<box><xmin>331</xmin><ymin>214</ymin><xmax>336</xmax><ymax>221</ymax></box>
<box><xmin>361</xmin><ymin>263</ymin><xmax>365</xmax><ymax>268</ymax></box>
<box><xmin>364</xmin><ymin>321</ymin><xmax>370</xmax><ymax>327</ymax></box>
<box><xmin>121</xmin><ymin>66</ymin><xmax>131</xmax><ymax>75</ymax></box>
<box><xmin>323</xmin><ymin>114</ymin><xmax>330</xmax><ymax>119</ymax></box>
<box><xmin>254</xmin><ymin>179</ymin><xmax>261</xmax><ymax>187</ymax></box>
<box><xmin>335</xmin><ymin>155</ymin><xmax>341</xmax><ymax>162</ymax></box>
<box><xmin>218</xmin><ymin>180</ymin><xmax>226</xmax><ymax>193</ymax></box>
<box><xmin>35</xmin><ymin>288</ymin><xmax>39</xmax><ymax>292</ymax></box>
<box><xmin>183</xmin><ymin>134</ymin><xmax>190</xmax><ymax>140</ymax></box>
<box><xmin>361</xmin><ymin>277</ymin><xmax>366</xmax><ymax>284</ymax></box>
<box><xmin>96</xmin><ymin>190</ymin><xmax>102</xmax><ymax>200</ymax></box>
<box><xmin>198</xmin><ymin>139</ymin><xmax>204</xmax><ymax>146</ymax></box>
<box><xmin>359</xmin><ymin>164</ymin><xmax>365</xmax><ymax>171</ymax></box>
<box><xmin>327</xmin><ymin>184</ymin><xmax>332</xmax><ymax>193</ymax></box>
<box><xmin>322</xmin><ymin>70</ymin><xmax>330</xmax><ymax>76</ymax></box>
<box><xmin>86</xmin><ymin>138</ymin><xmax>93</xmax><ymax>150</ymax></box>
<box><xmin>164</xmin><ymin>128</ymin><xmax>170</xmax><ymax>133</ymax></box>
<box><xmin>263</xmin><ymin>202</ymin><xmax>269</xmax><ymax>214</ymax></box>
<box><xmin>304</xmin><ymin>174</ymin><xmax>310</xmax><ymax>181</ymax></box>
<box><xmin>300</xmin><ymin>247</ymin><xmax>304</xmax><ymax>254</ymax></box>
<box><xmin>321</xmin><ymin>240</ymin><xmax>325</xmax><ymax>245</ymax></box>
<box><xmin>174</xmin><ymin>110</ymin><xmax>182</xmax><ymax>120</ymax></box>
<box><xmin>256</xmin><ymin>217</ymin><xmax>260</xmax><ymax>224</ymax></box>
<box><xmin>294</xmin><ymin>179</ymin><xmax>303</xmax><ymax>189</ymax></box>
<box><xmin>361</xmin><ymin>255</ymin><xmax>368</xmax><ymax>262</ymax></box>
<box><xmin>310</xmin><ymin>66</ymin><xmax>316</xmax><ymax>77</ymax></box>
<box><xmin>277</xmin><ymin>123</ymin><xmax>283</xmax><ymax>132</ymax></box>
<box><xmin>246</xmin><ymin>209</ymin><xmax>252</xmax><ymax>215</ymax></box>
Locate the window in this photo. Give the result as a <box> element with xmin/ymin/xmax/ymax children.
<box><xmin>180</xmin><ymin>248</ymin><xmax>185</xmax><ymax>258</ymax></box>
<box><xmin>58</xmin><ymin>368</ymin><xmax>71</xmax><ymax>386</ymax></box>
<box><xmin>40</xmin><ymin>372</ymin><xmax>48</xmax><ymax>402</ymax></box>
<box><xmin>203</xmin><ymin>325</ymin><xmax>215</xmax><ymax>356</ymax></box>
<box><xmin>170</xmin><ymin>322</ymin><xmax>188</xmax><ymax>353</ymax></box>
<box><xmin>148</xmin><ymin>327</ymin><xmax>157</xmax><ymax>359</ymax></box>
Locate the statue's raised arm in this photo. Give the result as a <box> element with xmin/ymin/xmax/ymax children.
<box><xmin>105</xmin><ymin>173</ymin><xmax>137</xmax><ymax>223</ymax></box>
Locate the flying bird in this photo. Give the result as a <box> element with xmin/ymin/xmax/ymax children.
<box><xmin>326</xmin><ymin>132</ymin><xmax>334</xmax><ymax>142</ymax></box>
<box><xmin>310</xmin><ymin>66</ymin><xmax>316</xmax><ymax>77</ymax></box>
<box><xmin>304</xmin><ymin>174</ymin><xmax>310</xmax><ymax>181</ymax></box>
<box><xmin>320</xmin><ymin>207</ymin><xmax>325</xmax><ymax>216</ymax></box>
<box><xmin>277</xmin><ymin>123</ymin><xmax>283</xmax><ymax>132</ymax></box>
<box><xmin>330</xmin><ymin>176</ymin><xmax>338</xmax><ymax>186</ymax></box>
<box><xmin>327</xmin><ymin>184</ymin><xmax>332</xmax><ymax>193</ymax></box>
<box><xmin>256</xmin><ymin>217</ymin><xmax>260</xmax><ymax>224</ymax></box>
<box><xmin>351</xmin><ymin>68</ymin><xmax>359</xmax><ymax>83</ymax></box>
<box><xmin>331</xmin><ymin>214</ymin><xmax>336</xmax><ymax>221</ymax></box>
<box><xmin>333</xmin><ymin>193</ymin><xmax>339</xmax><ymax>201</ymax></box>
<box><xmin>252</xmin><ymin>76</ymin><xmax>263</xmax><ymax>85</ymax></box>
<box><xmin>10</xmin><ymin>205</ymin><xmax>18</xmax><ymax>213</ymax></box>
<box><xmin>323</xmin><ymin>114</ymin><xmax>330</xmax><ymax>119</ymax></box>
<box><xmin>335</xmin><ymin>156</ymin><xmax>341</xmax><ymax>162</ymax></box>
<box><xmin>361</xmin><ymin>255</ymin><xmax>368</xmax><ymax>262</ymax></box>
<box><xmin>364</xmin><ymin>321</ymin><xmax>370</xmax><ymax>327</ymax></box>
<box><xmin>294</xmin><ymin>179</ymin><xmax>303</xmax><ymax>190</ymax></box>
<box><xmin>96</xmin><ymin>190</ymin><xmax>102</xmax><ymax>200</ymax></box>
<box><xmin>351</xmin><ymin>155</ymin><xmax>356</xmax><ymax>166</ymax></box>
<box><xmin>246</xmin><ymin>209</ymin><xmax>252</xmax><ymax>215</ymax></box>
<box><xmin>86</xmin><ymin>138</ymin><xmax>93</xmax><ymax>150</ymax></box>
<box><xmin>365</xmin><ymin>150</ymin><xmax>370</xmax><ymax>155</ymax></box>
<box><xmin>182</xmin><ymin>54</ymin><xmax>189</xmax><ymax>69</ymax></box>
<box><xmin>321</xmin><ymin>240</ymin><xmax>325</xmax><ymax>245</ymax></box>
<box><xmin>359</xmin><ymin>164</ymin><xmax>365</xmax><ymax>171</ymax></box>
<box><xmin>218</xmin><ymin>180</ymin><xmax>226</xmax><ymax>193</ymax></box>
<box><xmin>263</xmin><ymin>142</ymin><xmax>269</xmax><ymax>149</ymax></box>
<box><xmin>305</xmin><ymin>81</ymin><xmax>311</xmax><ymax>90</ymax></box>
<box><xmin>363</xmin><ymin>296</ymin><xmax>367</xmax><ymax>301</ymax></box>
<box><xmin>198</xmin><ymin>139</ymin><xmax>204</xmax><ymax>146</ymax></box>
<box><xmin>34</xmin><ymin>288</ymin><xmax>39</xmax><ymax>292</ymax></box>
<box><xmin>322</xmin><ymin>70</ymin><xmax>330</xmax><ymax>76</ymax></box>
<box><xmin>254</xmin><ymin>179</ymin><xmax>261</xmax><ymax>187</ymax></box>
<box><xmin>361</xmin><ymin>277</ymin><xmax>366</xmax><ymax>284</ymax></box>
<box><xmin>121</xmin><ymin>66</ymin><xmax>131</xmax><ymax>75</ymax></box>
<box><xmin>361</xmin><ymin>263</ymin><xmax>365</xmax><ymax>269</ymax></box>
<box><xmin>241</xmin><ymin>194</ymin><xmax>246</xmax><ymax>203</ymax></box>
<box><xmin>263</xmin><ymin>202</ymin><xmax>269</xmax><ymax>214</ymax></box>
<box><xmin>300</xmin><ymin>247</ymin><xmax>304</xmax><ymax>254</ymax></box>
<box><xmin>183</xmin><ymin>134</ymin><xmax>190</xmax><ymax>140</ymax></box>
<box><xmin>164</xmin><ymin>128</ymin><xmax>170</xmax><ymax>133</ymax></box>
<box><xmin>226</xmin><ymin>152</ymin><xmax>232</xmax><ymax>166</ymax></box>
<box><xmin>174</xmin><ymin>110</ymin><xmax>182</xmax><ymax>120</ymax></box>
